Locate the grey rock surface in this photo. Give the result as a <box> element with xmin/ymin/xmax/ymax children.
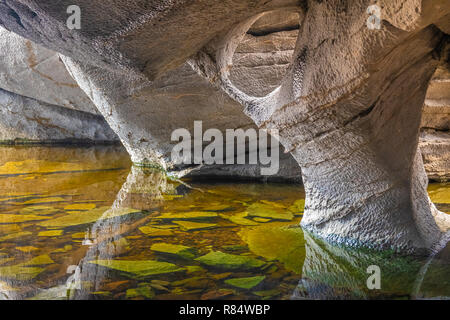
<box><xmin>0</xmin><ymin>88</ymin><xmax>117</xmax><ymax>143</ymax></box>
<box><xmin>0</xmin><ymin>0</ymin><xmax>300</xmax><ymax>79</ymax></box>
<box><xmin>188</xmin><ymin>0</ymin><xmax>450</xmax><ymax>253</ymax></box>
<box><xmin>61</xmin><ymin>56</ymin><xmax>301</xmax><ymax>181</ymax></box>
<box><xmin>0</xmin><ymin>26</ymin><xmax>97</xmax><ymax>114</ymax></box>
<box><xmin>420</xmin><ymin>66</ymin><xmax>450</xmax><ymax>182</ymax></box>
<box><xmin>420</xmin><ymin>131</ymin><xmax>450</xmax><ymax>182</ymax></box>
<box><xmin>0</xmin><ymin>0</ymin><xmax>449</xmax><ymax>254</ymax></box>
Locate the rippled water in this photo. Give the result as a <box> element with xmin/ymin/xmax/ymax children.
<box><xmin>0</xmin><ymin>146</ymin><xmax>448</xmax><ymax>300</ymax></box>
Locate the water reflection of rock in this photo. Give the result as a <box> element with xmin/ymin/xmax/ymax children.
<box><xmin>292</xmin><ymin>232</ymin><xmax>450</xmax><ymax>300</ymax></box>
<box><xmin>27</xmin><ymin>167</ymin><xmax>182</xmax><ymax>300</ymax></box>
<box><xmin>73</xmin><ymin>167</ymin><xmax>181</xmax><ymax>299</ymax></box>
<box><xmin>113</xmin><ymin>166</ymin><xmax>180</xmax><ymax>210</ymax></box>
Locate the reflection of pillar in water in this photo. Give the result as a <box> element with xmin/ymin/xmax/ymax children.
<box><xmin>291</xmin><ymin>231</ymin><xmax>440</xmax><ymax>300</ymax></box>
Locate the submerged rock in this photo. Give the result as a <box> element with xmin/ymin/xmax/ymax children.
<box><xmin>195</xmin><ymin>251</ymin><xmax>265</xmax><ymax>270</ymax></box>
<box><xmin>246</xmin><ymin>203</ymin><xmax>294</xmax><ymax>221</ymax></box>
<box><xmin>139</xmin><ymin>226</ymin><xmax>174</xmax><ymax>237</ymax></box>
<box><xmin>150</xmin><ymin>243</ymin><xmax>197</xmax><ymax>259</ymax></box>
<box><xmin>38</xmin><ymin>230</ymin><xmax>63</xmax><ymax>237</ymax></box>
<box><xmin>64</xmin><ymin>203</ymin><xmax>97</xmax><ymax>211</ymax></box>
<box><xmin>225</xmin><ymin>276</ymin><xmax>265</xmax><ymax>290</ymax></box>
<box><xmin>157</xmin><ymin>211</ymin><xmax>218</xmax><ymax>221</ymax></box>
<box><xmin>88</xmin><ymin>260</ymin><xmax>184</xmax><ymax>278</ymax></box>
<box><xmin>126</xmin><ymin>286</ymin><xmax>154</xmax><ymax>299</ymax></box>
<box><xmin>19</xmin><ymin>206</ymin><xmax>59</xmax><ymax>215</ymax></box>
<box><xmin>239</xmin><ymin>224</ymin><xmax>305</xmax><ymax>274</ymax></box>
<box><xmin>39</xmin><ymin>207</ymin><xmax>140</xmax><ymax>228</ymax></box>
<box><xmin>219</xmin><ymin>212</ymin><xmax>259</xmax><ymax>226</ymax></box>
<box><xmin>0</xmin><ymin>214</ymin><xmax>51</xmax><ymax>224</ymax></box>
<box><xmin>172</xmin><ymin>221</ymin><xmax>217</xmax><ymax>231</ymax></box>
<box><xmin>0</xmin><ymin>255</ymin><xmax>53</xmax><ymax>280</ymax></box>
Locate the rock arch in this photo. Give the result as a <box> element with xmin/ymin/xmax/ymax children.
<box><xmin>0</xmin><ymin>0</ymin><xmax>449</xmax><ymax>253</ymax></box>
<box><xmin>187</xmin><ymin>1</ymin><xmax>450</xmax><ymax>253</ymax></box>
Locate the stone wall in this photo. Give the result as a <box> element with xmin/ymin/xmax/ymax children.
<box><xmin>0</xmin><ymin>27</ymin><xmax>118</xmax><ymax>144</ymax></box>
<box><xmin>420</xmin><ymin>66</ymin><xmax>450</xmax><ymax>182</ymax></box>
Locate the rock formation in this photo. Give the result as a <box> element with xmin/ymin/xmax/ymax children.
<box><xmin>420</xmin><ymin>66</ymin><xmax>450</xmax><ymax>182</ymax></box>
<box><xmin>0</xmin><ymin>0</ymin><xmax>449</xmax><ymax>253</ymax></box>
<box><xmin>0</xmin><ymin>27</ymin><xmax>117</xmax><ymax>143</ymax></box>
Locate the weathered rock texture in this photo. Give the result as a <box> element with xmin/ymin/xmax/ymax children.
<box><xmin>0</xmin><ymin>26</ymin><xmax>118</xmax><ymax>143</ymax></box>
<box><xmin>0</xmin><ymin>26</ymin><xmax>97</xmax><ymax>113</ymax></box>
<box><xmin>293</xmin><ymin>232</ymin><xmax>450</xmax><ymax>299</ymax></box>
<box><xmin>0</xmin><ymin>88</ymin><xmax>117</xmax><ymax>143</ymax></box>
<box><xmin>0</xmin><ymin>0</ymin><xmax>449</xmax><ymax>254</ymax></box>
<box><xmin>188</xmin><ymin>1</ymin><xmax>450</xmax><ymax>254</ymax></box>
<box><xmin>58</xmin><ymin>12</ymin><xmax>302</xmax><ymax>181</ymax></box>
<box><xmin>420</xmin><ymin>66</ymin><xmax>450</xmax><ymax>182</ymax></box>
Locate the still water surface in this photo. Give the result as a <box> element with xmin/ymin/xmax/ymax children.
<box><xmin>0</xmin><ymin>146</ymin><xmax>448</xmax><ymax>300</ymax></box>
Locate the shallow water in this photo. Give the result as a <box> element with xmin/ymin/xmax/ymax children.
<box><xmin>0</xmin><ymin>146</ymin><xmax>448</xmax><ymax>300</ymax></box>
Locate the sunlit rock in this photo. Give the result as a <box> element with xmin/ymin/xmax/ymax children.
<box><xmin>0</xmin><ymin>0</ymin><xmax>449</xmax><ymax>254</ymax></box>
<box><xmin>0</xmin><ymin>27</ymin><xmax>96</xmax><ymax>113</ymax></box>
<box><xmin>188</xmin><ymin>1</ymin><xmax>450</xmax><ymax>253</ymax></box>
<box><xmin>419</xmin><ymin>66</ymin><xmax>450</xmax><ymax>182</ymax></box>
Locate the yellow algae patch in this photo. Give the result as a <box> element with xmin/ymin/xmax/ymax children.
<box><xmin>287</xmin><ymin>199</ymin><xmax>305</xmax><ymax>215</ymax></box>
<box><xmin>64</xmin><ymin>203</ymin><xmax>96</xmax><ymax>211</ymax></box>
<box><xmin>20</xmin><ymin>206</ymin><xmax>59</xmax><ymax>215</ymax></box>
<box><xmin>0</xmin><ymin>255</ymin><xmax>53</xmax><ymax>280</ymax></box>
<box><xmin>0</xmin><ymin>214</ymin><xmax>51</xmax><ymax>224</ymax></box>
<box><xmin>428</xmin><ymin>184</ymin><xmax>450</xmax><ymax>204</ymax></box>
<box><xmin>39</xmin><ymin>207</ymin><xmax>141</xmax><ymax>228</ymax></box>
<box><xmin>239</xmin><ymin>223</ymin><xmax>305</xmax><ymax>274</ymax></box>
<box><xmin>139</xmin><ymin>226</ymin><xmax>174</xmax><ymax>237</ymax></box>
<box><xmin>0</xmin><ymin>224</ymin><xmax>21</xmax><ymax>234</ymax></box>
<box><xmin>0</xmin><ymin>257</ymin><xmax>15</xmax><ymax>266</ymax></box>
<box><xmin>220</xmin><ymin>212</ymin><xmax>259</xmax><ymax>226</ymax></box>
<box><xmin>0</xmin><ymin>265</ymin><xmax>44</xmax><ymax>281</ymax></box>
<box><xmin>0</xmin><ymin>231</ymin><xmax>32</xmax><ymax>241</ymax></box>
<box><xmin>20</xmin><ymin>255</ymin><xmax>54</xmax><ymax>266</ymax></box>
<box><xmin>260</xmin><ymin>200</ymin><xmax>287</xmax><ymax>209</ymax></box>
<box><xmin>173</xmin><ymin>221</ymin><xmax>217</xmax><ymax>231</ymax></box>
<box><xmin>38</xmin><ymin>230</ymin><xmax>63</xmax><ymax>237</ymax></box>
<box><xmin>16</xmin><ymin>246</ymin><xmax>39</xmax><ymax>253</ymax></box>
<box><xmin>71</xmin><ymin>232</ymin><xmax>87</xmax><ymax>239</ymax></box>
<box><xmin>162</xmin><ymin>194</ymin><xmax>183</xmax><ymax>200</ymax></box>
<box><xmin>157</xmin><ymin>211</ymin><xmax>218</xmax><ymax>221</ymax></box>
<box><xmin>52</xmin><ymin>245</ymin><xmax>72</xmax><ymax>253</ymax></box>
<box><xmin>22</xmin><ymin>197</ymin><xmax>65</xmax><ymax>205</ymax></box>
<box><xmin>246</xmin><ymin>202</ymin><xmax>294</xmax><ymax>221</ymax></box>
<box><xmin>0</xmin><ymin>160</ymin><xmax>85</xmax><ymax>175</ymax></box>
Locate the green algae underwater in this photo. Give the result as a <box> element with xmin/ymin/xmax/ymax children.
<box><xmin>0</xmin><ymin>146</ymin><xmax>448</xmax><ymax>300</ymax></box>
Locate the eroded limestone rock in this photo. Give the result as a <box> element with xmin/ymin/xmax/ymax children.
<box><xmin>420</xmin><ymin>130</ymin><xmax>450</xmax><ymax>182</ymax></box>
<box><xmin>0</xmin><ymin>26</ymin><xmax>97</xmax><ymax>114</ymax></box>
<box><xmin>0</xmin><ymin>88</ymin><xmax>116</xmax><ymax>143</ymax></box>
<box><xmin>420</xmin><ymin>66</ymin><xmax>450</xmax><ymax>182</ymax></box>
<box><xmin>1</xmin><ymin>0</ymin><xmax>449</xmax><ymax>254</ymax></box>
<box><xmin>0</xmin><ymin>26</ymin><xmax>118</xmax><ymax>143</ymax></box>
<box><xmin>188</xmin><ymin>1</ymin><xmax>450</xmax><ymax>253</ymax></box>
<box><xmin>59</xmin><ymin>23</ymin><xmax>302</xmax><ymax>181</ymax></box>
